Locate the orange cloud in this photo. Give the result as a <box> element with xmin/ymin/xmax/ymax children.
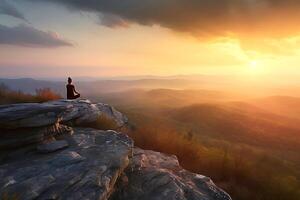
<box><xmin>37</xmin><ymin>0</ymin><xmax>300</xmax><ymax>39</ymax></box>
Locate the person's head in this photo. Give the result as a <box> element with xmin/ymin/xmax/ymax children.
<box><xmin>68</xmin><ymin>77</ymin><xmax>72</xmax><ymax>84</ymax></box>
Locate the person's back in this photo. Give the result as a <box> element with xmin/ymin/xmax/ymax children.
<box><xmin>66</xmin><ymin>77</ymin><xmax>80</xmax><ymax>99</ymax></box>
<box><xmin>66</xmin><ymin>83</ymin><xmax>75</xmax><ymax>99</ymax></box>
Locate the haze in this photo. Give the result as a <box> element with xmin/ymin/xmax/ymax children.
<box><xmin>1</xmin><ymin>2</ymin><xmax>300</xmax><ymax>200</ymax></box>
<box><xmin>0</xmin><ymin>0</ymin><xmax>300</xmax><ymax>83</ymax></box>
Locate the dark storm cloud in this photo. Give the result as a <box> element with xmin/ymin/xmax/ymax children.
<box><xmin>0</xmin><ymin>0</ymin><xmax>26</xmax><ymax>21</ymax></box>
<box><xmin>35</xmin><ymin>0</ymin><xmax>300</xmax><ymax>38</ymax></box>
<box><xmin>0</xmin><ymin>24</ymin><xmax>73</xmax><ymax>47</ymax></box>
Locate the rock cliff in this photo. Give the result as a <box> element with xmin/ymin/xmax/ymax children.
<box><xmin>0</xmin><ymin>99</ymin><xmax>231</xmax><ymax>200</ymax></box>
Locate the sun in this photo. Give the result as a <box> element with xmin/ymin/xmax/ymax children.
<box><xmin>248</xmin><ymin>60</ymin><xmax>261</xmax><ymax>72</ymax></box>
<box><xmin>244</xmin><ymin>60</ymin><xmax>265</xmax><ymax>75</ymax></box>
<box><xmin>249</xmin><ymin>61</ymin><xmax>258</xmax><ymax>69</ymax></box>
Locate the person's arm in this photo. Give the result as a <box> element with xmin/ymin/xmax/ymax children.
<box><xmin>73</xmin><ymin>85</ymin><xmax>80</xmax><ymax>94</ymax></box>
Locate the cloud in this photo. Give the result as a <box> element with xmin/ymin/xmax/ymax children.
<box><xmin>0</xmin><ymin>24</ymin><xmax>73</xmax><ymax>47</ymax></box>
<box><xmin>0</xmin><ymin>0</ymin><xmax>26</xmax><ymax>21</ymax></box>
<box><xmin>34</xmin><ymin>0</ymin><xmax>300</xmax><ymax>39</ymax></box>
<box><xmin>99</xmin><ymin>14</ymin><xmax>129</xmax><ymax>28</ymax></box>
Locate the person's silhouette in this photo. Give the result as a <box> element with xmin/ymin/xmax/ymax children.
<box><xmin>66</xmin><ymin>77</ymin><xmax>80</xmax><ymax>100</ymax></box>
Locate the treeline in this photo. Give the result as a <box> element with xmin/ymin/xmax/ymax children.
<box><xmin>0</xmin><ymin>83</ymin><xmax>61</xmax><ymax>104</ymax></box>
<box><xmin>125</xmin><ymin>112</ymin><xmax>300</xmax><ymax>200</ymax></box>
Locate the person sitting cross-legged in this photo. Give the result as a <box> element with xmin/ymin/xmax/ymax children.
<box><xmin>66</xmin><ymin>77</ymin><xmax>80</xmax><ymax>100</ymax></box>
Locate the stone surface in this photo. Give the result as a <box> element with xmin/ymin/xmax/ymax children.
<box><xmin>37</xmin><ymin>140</ymin><xmax>69</xmax><ymax>153</ymax></box>
<box><xmin>0</xmin><ymin>100</ymin><xmax>232</xmax><ymax>200</ymax></box>
<box><xmin>0</xmin><ymin>128</ymin><xmax>133</xmax><ymax>200</ymax></box>
<box><xmin>0</xmin><ymin>99</ymin><xmax>128</xmax><ymax>129</ymax></box>
<box><xmin>111</xmin><ymin>148</ymin><xmax>232</xmax><ymax>200</ymax></box>
<box><xmin>0</xmin><ymin>99</ymin><xmax>127</xmax><ymax>149</ymax></box>
<box><xmin>0</xmin><ymin>124</ymin><xmax>72</xmax><ymax>150</ymax></box>
<box><xmin>0</xmin><ymin>103</ymin><xmax>64</xmax><ymax>129</ymax></box>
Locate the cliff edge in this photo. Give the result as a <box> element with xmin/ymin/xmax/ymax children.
<box><xmin>0</xmin><ymin>99</ymin><xmax>231</xmax><ymax>200</ymax></box>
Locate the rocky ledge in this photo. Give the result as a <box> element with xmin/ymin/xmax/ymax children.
<box><xmin>0</xmin><ymin>99</ymin><xmax>231</xmax><ymax>200</ymax></box>
<box><xmin>0</xmin><ymin>99</ymin><xmax>127</xmax><ymax>149</ymax></box>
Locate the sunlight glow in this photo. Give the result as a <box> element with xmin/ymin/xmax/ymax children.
<box><xmin>250</xmin><ymin>61</ymin><xmax>258</xmax><ymax>69</ymax></box>
<box><xmin>239</xmin><ymin>60</ymin><xmax>267</xmax><ymax>77</ymax></box>
<box><xmin>247</xmin><ymin>60</ymin><xmax>263</xmax><ymax>74</ymax></box>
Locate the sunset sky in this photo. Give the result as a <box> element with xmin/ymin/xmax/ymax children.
<box><xmin>1</xmin><ymin>0</ymin><xmax>300</xmax><ymax>78</ymax></box>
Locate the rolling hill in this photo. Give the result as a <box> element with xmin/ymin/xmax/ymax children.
<box><xmin>168</xmin><ymin>102</ymin><xmax>300</xmax><ymax>151</ymax></box>
<box><xmin>251</xmin><ymin>96</ymin><xmax>300</xmax><ymax>120</ymax></box>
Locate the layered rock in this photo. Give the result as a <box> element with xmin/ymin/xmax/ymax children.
<box><xmin>0</xmin><ymin>99</ymin><xmax>128</xmax><ymax>149</ymax></box>
<box><xmin>0</xmin><ymin>99</ymin><xmax>231</xmax><ymax>200</ymax></box>
<box><xmin>0</xmin><ymin>99</ymin><xmax>128</xmax><ymax>129</ymax></box>
<box><xmin>0</xmin><ymin>128</ymin><xmax>133</xmax><ymax>200</ymax></box>
<box><xmin>111</xmin><ymin>148</ymin><xmax>231</xmax><ymax>200</ymax></box>
<box><xmin>0</xmin><ymin>124</ymin><xmax>72</xmax><ymax>150</ymax></box>
<box><xmin>37</xmin><ymin>140</ymin><xmax>69</xmax><ymax>153</ymax></box>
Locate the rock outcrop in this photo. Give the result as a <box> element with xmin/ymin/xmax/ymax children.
<box><xmin>0</xmin><ymin>99</ymin><xmax>231</xmax><ymax>200</ymax></box>
<box><xmin>111</xmin><ymin>148</ymin><xmax>230</xmax><ymax>200</ymax></box>
<box><xmin>0</xmin><ymin>128</ymin><xmax>133</xmax><ymax>200</ymax></box>
<box><xmin>0</xmin><ymin>99</ymin><xmax>128</xmax><ymax>129</ymax></box>
<box><xmin>0</xmin><ymin>99</ymin><xmax>127</xmax><ymax>149</ymax></box>
<box><xmin>37</xmin><ymin>140</ymin><xmax>69</xmax><ymax>153</ymax></box>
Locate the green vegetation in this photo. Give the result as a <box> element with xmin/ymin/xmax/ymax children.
<box><xmin>0</xmin><ymin>84</ymin><xmax>61</xmax><ymax>104</ymax></box>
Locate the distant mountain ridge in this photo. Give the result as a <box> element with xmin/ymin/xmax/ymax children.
<box><xmin>2</xmin><ymin>76</ymin><xmax>300</xmax><ymax>98</ymax></box>
<box><xmin>0</xmin><ymin>78</ymin><xmax>199</xmax><ymax>95</ymax></box>
<box><xmin>0</xmin><ymin>78</ymin><xmax>64</xmax><ymax>94</ymax></box>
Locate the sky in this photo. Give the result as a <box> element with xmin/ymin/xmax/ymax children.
<box><xmin>0</xmin><ymin>0</ymin><xmax>300</xmax><ymax>79</ymax></box>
